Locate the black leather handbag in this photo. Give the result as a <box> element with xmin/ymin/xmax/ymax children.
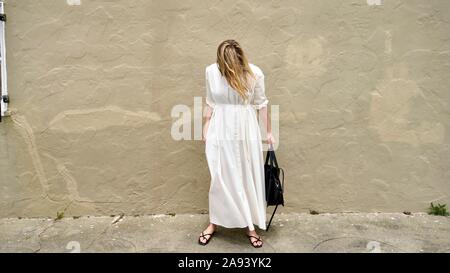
<box><xmin>264</xmin><ymin>148</ymin><xmax>285</xmax><ymax>231</ymax></box>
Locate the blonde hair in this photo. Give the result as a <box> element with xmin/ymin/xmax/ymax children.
<box><xmin>216</xmin><ymin>40</ymin><xmax>256</xmax><ymax>101</ymax></box>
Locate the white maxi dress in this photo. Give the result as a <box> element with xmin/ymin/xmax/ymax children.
<box><xmin>204</xmin><ymin>62</ymin><xmax>268</xmax><ymax>231</ymax></box>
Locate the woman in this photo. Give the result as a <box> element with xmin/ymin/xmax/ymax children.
<box><xmin>199</xmin><ymin>40</ymin><xmax>275</xmax><ymax>248</ymax></box>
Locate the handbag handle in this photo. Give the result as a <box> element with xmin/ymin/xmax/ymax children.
<box><xmin>265</xmin><ymin>144</ymin><xmax>279</xmax><ymax>168</ymax></box>
<box><xmin>265</xmin><ymin>150</ymin><xmax>279</xmax><ymax>168</ymax></box>
<box><xmin>264</xmin><ymin>150</ymin><xmax>273</xmax><ymax>165</ymax></box>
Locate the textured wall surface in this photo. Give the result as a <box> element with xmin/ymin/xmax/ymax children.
<box><xmin>0</xmin><ymin>0</ymin><xmax>449</xmax><ymax>218</ymax></box>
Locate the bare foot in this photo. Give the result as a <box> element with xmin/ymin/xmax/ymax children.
<box><xmin>246</xmin><ymin>228</ymin><xmax>263</xmax><ymax>247</ymax></box>
<box><xmin>199</xmin><ymin>223</ymin><xmax>216</xmax><ymax>244</ymax></box>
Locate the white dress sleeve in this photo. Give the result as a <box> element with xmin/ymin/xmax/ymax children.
<box><xmin>205</xmin><ymin>67</ymin><xmax>215</xmax><ymax>108</ymax></box>
<box><xmin>252</xmin><ymin>70</ymin><xmax>268</xmax><ymax>109</ymax></box>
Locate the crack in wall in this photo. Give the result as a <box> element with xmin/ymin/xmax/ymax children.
<box><xmin>47</xmin><ymin>105</ymin><xmax>162</xmax><ymax>133</ymax></box>
<box><xmin>11</xmin><ymin>114</ymin><xmax>50</xmax><ymax>199</ymax></box>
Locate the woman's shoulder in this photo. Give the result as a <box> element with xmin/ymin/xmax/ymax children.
<box><xmin>206</xmin><ymin>63</ymin><xmax>218</xmax><ymax>73</ymax></box>
<box><xmin>249</xmin><ymin>63</ymin><xmax>264</xmax><ymax>78</ymax></box>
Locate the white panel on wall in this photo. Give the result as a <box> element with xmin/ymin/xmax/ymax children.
<box><xmin>0</xmin><ymin>1</ymin><xmax>8</xmax><ymax>118</ymax></box>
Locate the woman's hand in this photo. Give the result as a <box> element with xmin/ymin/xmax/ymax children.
<box><xmin>266</xmin><ymin>132</ymin><xmax>276</xmax><ymax>145</ymax></box>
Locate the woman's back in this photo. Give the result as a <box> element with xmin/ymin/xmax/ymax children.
<box><xmin>205</xmin><ymin>62</ymin><xmax>267</xmax><ymax>109</ymax></box>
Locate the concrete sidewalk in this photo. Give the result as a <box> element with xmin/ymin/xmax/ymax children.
<box><xmin>0</xmin><ymin>213</ymin><xmax>449</xmax><ymax>253</ymax></box>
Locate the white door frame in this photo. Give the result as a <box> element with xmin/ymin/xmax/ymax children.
<box><xmin>0</xmin><ymin>1</ymin><xmax>8</xmax><ymax>118</ymax></box>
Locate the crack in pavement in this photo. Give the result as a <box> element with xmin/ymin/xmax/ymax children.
<box><xmin>85</xmin><ymin>215</ymin><xmax>126</xmax><ymax>251</ymax></box>
<box><xmin>34</xmin><ymin>220</ymin><xmax>57</xmax><ymax>253</ymax></box>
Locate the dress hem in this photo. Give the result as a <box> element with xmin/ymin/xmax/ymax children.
<box><xmin>210</xmin><ymin>220</ymin><xmax>267</xmax><ymax>231</ymax></box>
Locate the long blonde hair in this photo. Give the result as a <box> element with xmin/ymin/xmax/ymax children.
<box><xmin>216</xmin><ymin>40</ymin><xmax>256</xmax><ymax>101</ymax></box>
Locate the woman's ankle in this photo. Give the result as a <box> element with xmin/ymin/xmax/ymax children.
<box><xmin>247</xmin><ymin>228</ymin><xmax>257</xmax><ymax>234</ymax></box>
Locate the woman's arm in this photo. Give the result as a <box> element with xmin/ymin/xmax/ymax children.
<box><xmin>203</xmin><ymin>104</ymin><xmax>213</xmax><ymax>142</ymax></box>
<box><xmin>258</xmin><ymin>105</ymin><xmax>275</xmax><ymax>145</ymax></box>
<box><xmin>252</xmin><ymin>69</ymin><xmax>274</xmax><ymax>145</ymax></box>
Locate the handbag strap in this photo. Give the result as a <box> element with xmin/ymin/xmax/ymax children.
<box><xmin>271</xmin><ymin>150</ymin><xmax>279</xmax><ymax>168</ymax></box>
<box><xmin>266</xmin><ymin>203</ymin><xmax>279</xmax><ymax>231</ymax></box>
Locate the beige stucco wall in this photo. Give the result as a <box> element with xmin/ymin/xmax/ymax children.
<box><xmin>0</xmin><ymin>0</ymin><xmax>449</xmax><ymax>218</ymax></box>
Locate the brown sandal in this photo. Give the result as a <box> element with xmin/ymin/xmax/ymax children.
<box><xmin>247</xmin><ymin>234</ymin><xmax>263</xmax><ymax>248</ymax></box>
<box><xmin>198</xmin><ymin>231</ymin><xmax>215</xmax><ymax>246</ymax></box>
